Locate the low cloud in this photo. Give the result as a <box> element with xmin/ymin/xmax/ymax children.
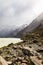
<box><xmin>0</xmin><ymin>0</ymin><xmax>43</xmax><ymax>27</ymax></box>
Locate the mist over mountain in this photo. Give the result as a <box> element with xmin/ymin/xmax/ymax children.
<box><xmin>0</xmin><ymin>13</ymin><xmax>43</xmax><ymax>37</ymax></box>
<box><xmin>14</xmin><ymin>13</ymin><xmax>43</xmax><ymax>38</ymax></box>
<box><xmin>0</xmin><ymin>0</ymin><xmax>43</xmax><ymax>26</ymax></box>
<box><xmin>0</xmin><ymin>24</ymin><xmax>27</xmax><ymax>37</ymax></box>
<box><xmin>0</xmin><ymin>25</ymin><xmax>18</xmax><ymax>37</ymax></box>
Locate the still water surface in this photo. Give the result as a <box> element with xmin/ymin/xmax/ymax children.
<box><xmin>0</xmin><ymin>38</ymin><xmax>22</xmax><ymax>48</ymax></box>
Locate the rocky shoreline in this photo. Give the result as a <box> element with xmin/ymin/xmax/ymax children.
<box><xmin>0</xmin><ymin>27</ymin><xmax>43</xmax><ymax>65</ymax></box>
<box><xmin>0</xmin><ymin>41</ymin><xmax>43</xmax><ymax>65</ymax></box>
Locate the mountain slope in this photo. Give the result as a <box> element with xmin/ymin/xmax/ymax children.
<box><xmin>7</xmin><ymin>24</ymin><xmax>27</xmax><ymax>37</ymax></box>
<box><xmin>0</xmin><ymin>13</ymin><xmax>43</xmax><ymax>38</ymax></box>
<box><xmin>15</xmin><ymin>13</ymin><xmax>43</xmax><ymax>38</ymax></box>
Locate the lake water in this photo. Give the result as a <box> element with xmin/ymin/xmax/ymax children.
<box><xmin>0</xmin><ymin>38</ymin><xmax>23</xmax><ymax>48</ymax></box>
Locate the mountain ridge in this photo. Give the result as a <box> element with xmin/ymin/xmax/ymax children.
<box><xmin>15</xmin><ymin>13</ymin><xmax>43</xmax><ymax>38</ymax></box>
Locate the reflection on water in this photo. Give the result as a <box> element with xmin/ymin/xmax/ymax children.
<box><xmin>0</xmin><ymin>38</ymin><xmax>22</xmax><ymax>48</ymax></box>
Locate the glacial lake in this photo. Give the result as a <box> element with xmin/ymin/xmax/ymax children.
<box><xmin>0</xmin><ymin>38</ymin><xmax>23</xmax><ymax>48</ymax></box>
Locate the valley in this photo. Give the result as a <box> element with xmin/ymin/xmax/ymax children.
<box><xmin>0</xmin><ymin>13</ymin><xmax>43</xmax><ymax>65</ymax></box>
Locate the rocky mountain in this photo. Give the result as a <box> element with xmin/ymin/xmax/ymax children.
<box><xmin>15</xmin><ymin>13</ymin><xmax>43</xmax><ymax>38</ymax></box>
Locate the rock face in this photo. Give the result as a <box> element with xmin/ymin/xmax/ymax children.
<box><xmin>0</xmin><ymin>56</ymin><xmax>8</xmax><ymax>65</ymax></box>
<box><xmin>30</xmin><ymin>56</ymin><xmax>42</xmax><ymax>65</ymax></box>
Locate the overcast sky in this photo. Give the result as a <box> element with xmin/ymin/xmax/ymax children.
<box><xmin>0</xmin><ymin>0</ymin><xmax>43</xmax><ymax>27</ymax></box>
